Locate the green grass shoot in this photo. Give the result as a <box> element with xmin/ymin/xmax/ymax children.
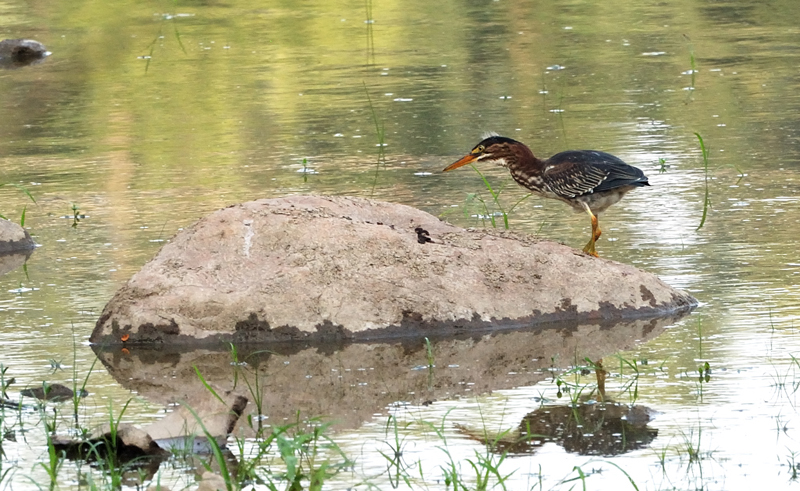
<box><xmin>694</xmin><ymin>132</ymin><xmax>710</xmax><ymax>231</ymax></box>
<box><xmin>364</xmin><ymin>0</ymin><xmax>375</xmax><ymax>61</ymax></box>
<box><xmin>0</xmin><ymin>183</ymin><xmax>36</xmax><ymax>223</ymax></box>
<box><xmin>467</xmin><ymin>164</ymin><xmax>530</xmax><ymax>229</ymax></box>
<box><xmin>363</xmin><ymin>82</ymin><xmax>387</xmax><ymax>196</ymax></box>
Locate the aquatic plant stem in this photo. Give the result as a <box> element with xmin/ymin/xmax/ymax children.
<box><xmin>363</xmin><ymin>82</ymin><xmax>386</xmax><ymax>196</ymax></box>
<box><xmin>694</xmin><ymin>133</ymin><xmax>710</xmax><ymax>231</ymax></box>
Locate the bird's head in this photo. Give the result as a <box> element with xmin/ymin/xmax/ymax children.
<box><xmin>443</xmin><ymin>135</ymin><xmax>529</xmax><ymax>172</ymax></box>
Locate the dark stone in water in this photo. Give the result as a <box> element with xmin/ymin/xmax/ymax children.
<box><xmin>20</xmin><ymin>383</ymin><xmax>88</xmax><ymax>402</ymax></box>
<box><xmin>0</xmin><ymin>39</ymin><xmax>50</xmax><ymax>69</ymax></box>
<box><xmin>0</xmin><ymin>219</ymin><xmax>36</xmax><ymax>255</ymax></box>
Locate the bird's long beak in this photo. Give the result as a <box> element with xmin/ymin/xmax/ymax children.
<box><xmin>443</xmin><ymin>154</ymin><xmax>478</xmax><ymax>172</ymax></box>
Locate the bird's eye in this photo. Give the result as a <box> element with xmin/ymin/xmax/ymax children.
<box><xmin>472</xmin><ymin>145</ymin><xmax>485</xmax><ymax>154</ymax></box>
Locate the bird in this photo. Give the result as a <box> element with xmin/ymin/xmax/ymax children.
<box><xmin>443</xmin><ymin>135</ymin><xmax>649</xmax><ymax>257</ymax></box>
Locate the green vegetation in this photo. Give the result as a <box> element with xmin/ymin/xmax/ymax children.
<box><xmin>364</xmin><ymin>0</ymin><xmax>376</xmax><ymax>62</ymax></box>
<box><xmin>364</xmin><ymin>82</ymin><xmax>388</xmax><ymax>196</ymax></box>
<box><xmin>684</xmin><ymin>36</ymin><xmax>697</xmax><ymax>102</ymax></box>
<box><xmin>455</xmin><ymin>167</ymin><xmax>531</xmax><ymax>230</ymax></box>
<box><xmin>70</xmin><ymin>203</ymin><xmax>82</xmax><ymax>228</ymax></box>
<box><xmin>0</xmin><ymin>183</ymin><xmax>36</xmax><ymax>225</ymax></box>
<box><xmin>143</xmin><ymin>12</ymin><xmax>187</xmax><ymax>74</ymax></box>
<box><xmin>424</xmin><ymin>337</ymin><xmax>435</xmax><ymax>390</ymax></box>
<box><xmin>694</xmin><ymin>132</ymin><xmax>711</xmax><ymax>231</ymax></box>
<box><xmin>378</xmin><ymin>415</ymin><xmax>413</xmax><ymax>488</ymax></box>
<box><xmin>3</xmin><ymin>327</ymin><xmax>800</xmax><ymax>491</ymax></box>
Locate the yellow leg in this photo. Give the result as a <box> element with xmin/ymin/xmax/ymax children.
<box><xmin>580</xmin><ymin>203</ymin><xmax>600</xmax><ymax>257</ymax></box>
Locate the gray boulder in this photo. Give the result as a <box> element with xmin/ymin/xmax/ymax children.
<box><xmin>90</xmin><ymin>195</ymin><xmax>695</xmax><ymax>345</ymax></box>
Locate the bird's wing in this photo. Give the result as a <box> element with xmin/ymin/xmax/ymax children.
<box><xmin>541</xmin><ymin>154</ymin><xmax>609</xmax><ymax>198</ymax></box>
<box><xmin>542</xmin><ymin>151</ymin><xmax>647</xmax><ymax>197</ymax></box>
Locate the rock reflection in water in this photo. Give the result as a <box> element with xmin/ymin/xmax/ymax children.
<box><xmin>92</xmin><ymin>314</ymin><xmax>686</xmax><ymax>433</ymax></box>
<box><xmin>0</xmin><ymin>251</ymin><xmax>33</xmax><ymax>277</ymax></box>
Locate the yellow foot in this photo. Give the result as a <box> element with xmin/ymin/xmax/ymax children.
<box><xmin>584</xmin><ymin>214</ymin><xmax>601</xmax><ymax>257</ymax></box>
<box><xmin>582</xmin><ymin>240</ymin><xmax>599</xmax><ymax>257</ymax></box>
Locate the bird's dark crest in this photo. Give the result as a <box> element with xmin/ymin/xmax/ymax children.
<box><xmin>475</xmin><ymin>135</ymin><xmax>520</xmax><ymax>150</ymax></box>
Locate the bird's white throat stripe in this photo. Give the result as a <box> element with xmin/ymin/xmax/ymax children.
<box><xmin>477</xmin><ymin>154</ymin><xmax>508</xmax><ymax>168</ymax></box>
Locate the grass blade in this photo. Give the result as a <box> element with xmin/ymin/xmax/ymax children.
<box><xmin>694</xmin><ymin>132</ymin><xmax>710</xmax><ymax>231</ymax></box>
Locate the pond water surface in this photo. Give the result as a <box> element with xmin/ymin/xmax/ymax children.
<box><xmin>2</xmin><ymin>0</ymin><xmax>800</xmax><ymax>489</ymax></box>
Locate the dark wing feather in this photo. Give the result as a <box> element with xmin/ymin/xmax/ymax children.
<box><xmin>542</xmin><ymin>150</ymin><xmax>648</xmax><ymax>198</ymax></box>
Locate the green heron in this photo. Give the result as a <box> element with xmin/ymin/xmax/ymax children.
<box><xmin>443</xmin><ymin>135</ymin><xmax>649</xmax><ymax>257</ymax></box>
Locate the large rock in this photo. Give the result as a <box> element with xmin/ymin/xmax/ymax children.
<box><xmin>90</xmin><ymin>195</ymin><xmax>695</xmax><ymax>345</ymax></box>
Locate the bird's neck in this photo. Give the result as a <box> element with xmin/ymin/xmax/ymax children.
<box><xmin>506</xmin><ymin>146</ymin><xmax>544</xmax><ymax>188</ymax></box>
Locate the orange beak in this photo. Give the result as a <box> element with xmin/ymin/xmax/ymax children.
<box><xmin>443</xmin><ymin>153</ymin><xmax>478</xmax><ymax>172</ymax></box>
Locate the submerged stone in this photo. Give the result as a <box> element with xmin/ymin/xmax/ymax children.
<box><xmin>90</xmin><ymin>195</ymin><xmax>696</xmax><ymax>345</ymax></box>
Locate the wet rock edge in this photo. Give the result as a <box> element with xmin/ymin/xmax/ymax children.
<box><xmin>92</xmin><ymin>296</ymin><xmax>697</xmax><ymax>347</ymax></box>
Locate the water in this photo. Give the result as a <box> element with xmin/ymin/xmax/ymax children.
<box><xmin>2</xmin><ymin>0</ymin><xmax>800</xmax><ymax>489</ymax></box>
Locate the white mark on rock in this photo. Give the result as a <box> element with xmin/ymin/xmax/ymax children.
<box><xmin>243</xmin><ymin>220</ymin><xmax>254</xmax><ymax>257</ymax></box>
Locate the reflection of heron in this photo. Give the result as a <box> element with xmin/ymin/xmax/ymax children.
<box><xmin>456</xmin><ymin>361</ymin><xmax>658</xmax><ymax>456</ymax></box>
<box><xmin>444</xmin><ymin>135</ymin><xmax>649</xmax><ymax>256</ymax></box>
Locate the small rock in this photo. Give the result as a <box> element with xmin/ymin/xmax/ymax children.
<box><xmin>197</xmin><ymin>472</ymin><xmax>228</xmax><ymax>491</ymax></box>
<box><xmin>0</xmin><ymin>39</ymin><xmax>49</xmax><ymax>68</ymax></box>
<box><xmin>20</xmin><ymin>383</ymin><xmax>87</xmax><ymax>402</ymax></box>
<box><xmin>0</xmin><ymin>219</ymin><xmax>35</xmax><ymax>254</ymax></box>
